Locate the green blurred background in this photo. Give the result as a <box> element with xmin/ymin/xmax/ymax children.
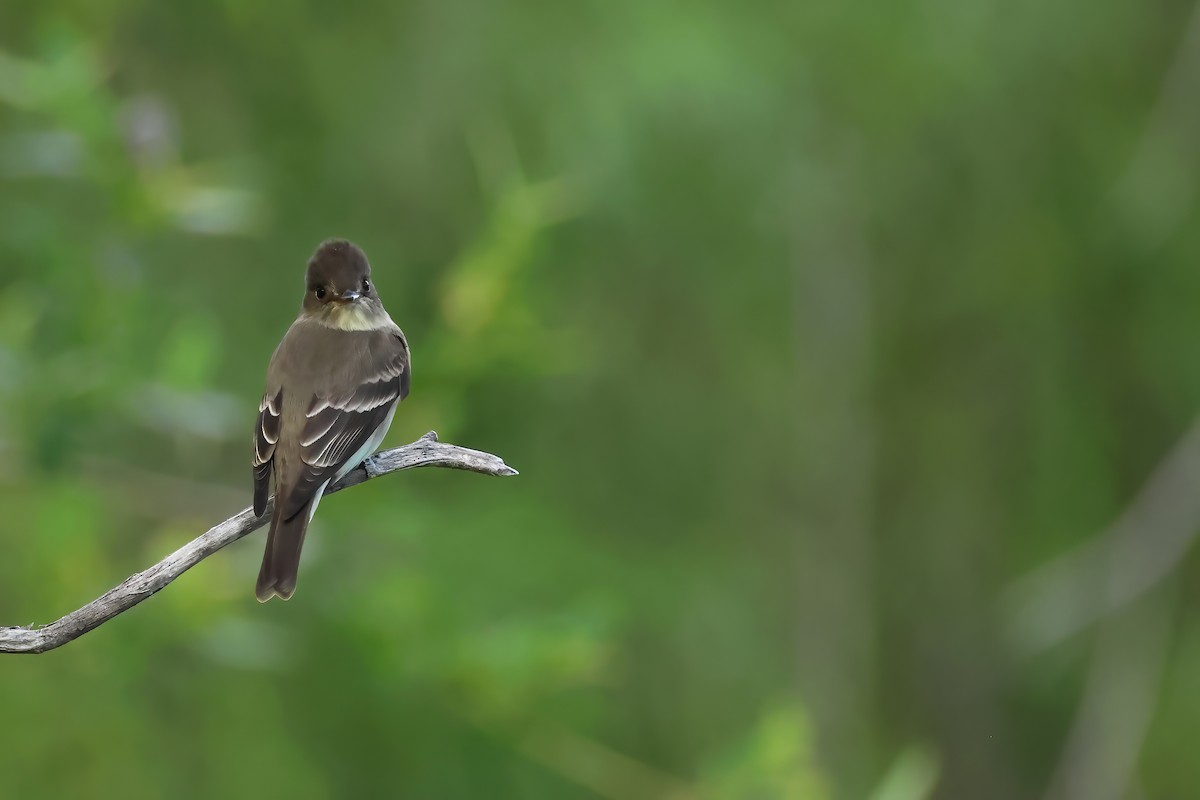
<box><xmin>2</xmin><ymin>1</ymin><xmax>1199</xmax><ymax>798</ymax></box>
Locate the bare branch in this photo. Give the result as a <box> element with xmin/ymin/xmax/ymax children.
<box><xmin>0</xmin><ymin>431</ymin><xmax>517</xmax><ymax>654</ymax></box>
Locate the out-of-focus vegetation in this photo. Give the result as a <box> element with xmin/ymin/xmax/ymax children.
<box><xmin>1</xmin><ymin>2</ymin><xmax>1199</xmax><ymax>798</ymax></box>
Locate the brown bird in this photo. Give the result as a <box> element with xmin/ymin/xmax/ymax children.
<box><xmin>252</xmin><ymin>240</ymin><xmax>410</xmax><ymax>601</ymax></box>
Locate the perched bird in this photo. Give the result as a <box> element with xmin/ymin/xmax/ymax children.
<box><xmin>252</xmin><ymin>240</ymin><xmax>410</xmax><ymax>601</ymax></box>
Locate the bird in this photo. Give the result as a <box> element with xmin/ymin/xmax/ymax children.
<box><xmin>252</xmin><ymin>239</ymin><xmax>410</xmax><ymax>601</ymax></box>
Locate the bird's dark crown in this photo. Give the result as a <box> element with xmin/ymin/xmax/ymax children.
<box><xmin>306</xmin><ymin>239</ymin><xmax>371</xmax><ymax>292</ymax></box>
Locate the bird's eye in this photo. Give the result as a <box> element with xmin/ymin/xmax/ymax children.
<box><xmin>315</xmin><ymin>286</ymin><xmax>326</xmax><ymax>300</ymax></box>
<box><xmin>362</xmin><ymin>279</ymin><xmax>371</xmax><ymax>293</ymax></box>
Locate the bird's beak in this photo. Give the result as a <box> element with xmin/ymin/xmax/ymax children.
<box><xmin>335</xmin><ymin>290</ymin><xmax>361</xmax><ymax>304</ymax></box>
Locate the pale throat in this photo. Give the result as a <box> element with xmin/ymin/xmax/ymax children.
<box><xmin>316</xmin><ymin>302</ymin><xmax>393</xmax><ymax>332</ymax></box>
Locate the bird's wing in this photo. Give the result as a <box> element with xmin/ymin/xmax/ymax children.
<box><xmin>277</xmin><ymin>329</ymin><xmax>410</xmax><ymax>521</ymax></box>
<box><xmin>253</xmin><ymin>387</ymin><xmax>283</xmax><ymax>516</ymax></box>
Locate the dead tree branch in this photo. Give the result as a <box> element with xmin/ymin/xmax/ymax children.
<box><xmin>0</xmin><ymin>431</ymin><xmax>517</xmax><ymax>654</ymax></box>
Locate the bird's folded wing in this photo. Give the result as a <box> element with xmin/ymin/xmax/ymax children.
<box><xmin>278</xmin><ymin>335</ymin><xmax>410</xmax><ymax>521</ymax></box>
<box><xmin>253</xmin><ymin>388</ymin><xmax>283</xmax><ymax>516</ymax></box>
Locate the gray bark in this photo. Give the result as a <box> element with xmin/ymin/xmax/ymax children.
<box><xmin>0</xmin><ymin>431</ymin><xmax>517</xmax><ymax>654</ymax></box>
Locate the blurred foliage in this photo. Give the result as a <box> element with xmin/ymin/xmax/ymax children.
<box><xmin>1</xmin><ymin>1</ymin><xmax>1200</xmax><ymax>798</ymax></box>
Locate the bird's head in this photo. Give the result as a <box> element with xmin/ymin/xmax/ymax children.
<box><xmin>302</xmin><ymin>239</ymin><xmax>390</xmax><ymax>330</ymax></box>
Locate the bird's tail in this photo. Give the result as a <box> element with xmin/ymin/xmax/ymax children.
<box><xmin>256</xmin><ymin>493</ymin><xmax>315</xmax><ymax>602</ymax></box>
